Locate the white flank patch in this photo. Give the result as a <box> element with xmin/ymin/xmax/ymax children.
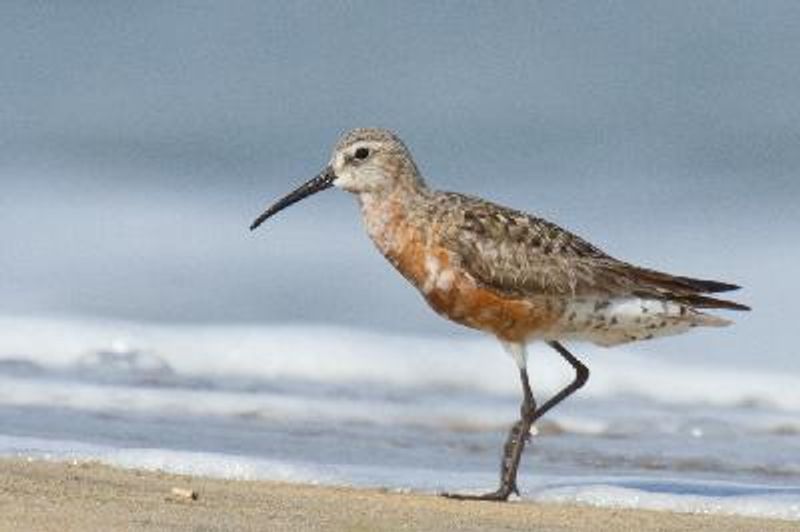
<box><xmin>435</xmin><ymin>269</ymin><xmax>455</xmax><ymax>291</ymax></box>
<box><xmin>422</xmin><ymin>255</ymin><xmax>440</xmax><ymax>294</ymax></box>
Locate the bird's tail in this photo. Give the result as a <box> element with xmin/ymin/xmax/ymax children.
<box><xmin>671</xmin><ymin>293</ymin><xmax>751</xmax><ymax>312</ymax></box>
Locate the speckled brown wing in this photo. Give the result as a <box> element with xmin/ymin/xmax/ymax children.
<box><xmin>434</xmin><ymin>193</ymin><xmax>749</xmax><ymax>310</ymax></box>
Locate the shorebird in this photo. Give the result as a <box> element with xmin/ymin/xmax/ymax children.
<box><xmin>249</xmin><ymin>128</ymin><xmax>749</xmax><ymax>501</ymax></box>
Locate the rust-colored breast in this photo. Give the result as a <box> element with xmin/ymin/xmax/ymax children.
<box><xmin>361</xmin><ymin>193</ymin><xmax>562</xmax><ymax>341</ymax></box>
<box><xmin>383</xmin><ymin>221</ymin><xmax>561</xmax><ymax>342</ymax></box>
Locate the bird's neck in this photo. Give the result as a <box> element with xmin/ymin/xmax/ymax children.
<box><xmin>357</xmin><ymin>185</ymin><xmax>430</xmax><ymax>260</ymax></box>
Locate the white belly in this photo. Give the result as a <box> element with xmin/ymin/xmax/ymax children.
<box><xmin>547</xmin><ymin>297</ymin><xmax>731</xmax><ymax>347</ymax></box>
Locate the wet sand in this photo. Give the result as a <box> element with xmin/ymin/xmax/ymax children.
<box><xmin>0</xmin><ymin>458</ymin><xmax>794</xmax><ymax>531</ymax></box>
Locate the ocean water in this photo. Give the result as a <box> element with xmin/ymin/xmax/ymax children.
<box><xmin>0</xmin><ymin>315</ymin><xmax>798</xmax><ymax>521</ymax></box>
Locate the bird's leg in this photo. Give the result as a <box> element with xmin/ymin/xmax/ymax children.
<box><xmin>443</xmin><ymin>341</ymin><xmax>589</xmax><ymax>502</ymax></box>
<box><xmin>494</xmin><ymin>366</ymin><xmax>538</xmax><ymax>498</ymax></box>
<box><xmin>442</xmin><ymin>367</ymin><xmax>536</xmax><ymax>501</ymax></box>
<box><xmin>531</xmin><ymin>341</ymin><xmax>590</xmax><ymax>423</ymax></box>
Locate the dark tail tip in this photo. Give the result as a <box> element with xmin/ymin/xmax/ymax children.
<box><xmin>679</xmin><ymin>294</ymin><xmax>751</xmax><ymax>311</ymax></box>
<box><xmin>676</xmin><ymin>276</ymin><xmax>742</xmax><ymax>293</ymax></box>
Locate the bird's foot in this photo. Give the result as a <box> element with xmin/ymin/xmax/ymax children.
<box><xmin>441</xmin><ymin>484</ymin><xmax>517</xmax><ymax>502</ymax></box>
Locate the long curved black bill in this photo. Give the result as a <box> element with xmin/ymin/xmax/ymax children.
<box><xmin>249</xmin><ymin>166</ymin><xmax>336</xmax><ymax>231</ymax></box>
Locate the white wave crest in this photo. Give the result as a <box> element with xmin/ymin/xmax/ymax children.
<box><xmin>0</xmin><ymin>315</ymin><xmax>798</xmax><ymax>412</ymax></box>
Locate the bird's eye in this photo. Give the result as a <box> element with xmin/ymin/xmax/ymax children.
<box><xmin>354</xmin><ymin>147</ymin><xmax>370</xmax><ymax>160</ymax></box>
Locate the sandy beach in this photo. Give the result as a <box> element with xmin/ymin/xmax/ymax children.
<box><xmin>0</xmin><ymin>459</ymin><xmax>793</xmax><ymax>532</ymax></box>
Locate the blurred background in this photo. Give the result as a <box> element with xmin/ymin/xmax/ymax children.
<box><xmin>1</xmin><ymin>1</ymin><xmax>799</xmax><ymax>514</ymax></box>
<box><xmin>2</xmin><ymin>1</ymin><xmax>797</xmax><ymax>370</ymax></box>
<box><xmin>3</xmin><ymin>1</ymin><xmax>798</xmax><ymax>356</ymax></box>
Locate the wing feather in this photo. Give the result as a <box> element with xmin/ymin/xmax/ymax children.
<box><xmin>434</xmin><ymin>192</ymin><xmax>748</xmax><ymax>310</ymax></box>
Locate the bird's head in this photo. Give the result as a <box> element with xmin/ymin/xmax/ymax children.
<box><xmin>250</xmin><ymin>128</ymin><xmax>424</xmax><ymax>231</ymax></box>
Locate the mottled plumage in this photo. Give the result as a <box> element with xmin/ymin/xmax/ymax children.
<box><xmin>250</xmin><ymin>127</ymin><xmax>749</xmax><ymax>501</ymax></box>
<box><xmin>434</xmin><ymin>191</ymin><xmax>743</xmax><ymax>305</ymax></box>
<box><xmin>350</xmin><ymin>150</ymin><xmax>747</xmax><ymax>346</ymax></box>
